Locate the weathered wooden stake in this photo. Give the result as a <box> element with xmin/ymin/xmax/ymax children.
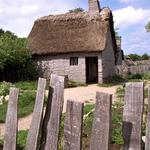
<box><xmin>42</xmin><ymin>74</ymin><xmax>64</xmax><ymax>150</ymax></box>
<box><xmin>90</xmin><ymin>92</ymin><xmax>112</xmax><ymax>150</ymax></box>
<box><xmin>3</xmin><ymin>88</ymin><xmax>19</xmax><ymax>150</ymax></box>
<box><xmin>123</xmin><ymin>82</ymin><xmax>144</xmax><ymax>150</ymax></box>
<box><xmin>145</xmin><ymin>86</ymin><xmax>150</xmax><ymax>150</ymax></box>
<box><xmin>63</xmin><ymin>100</ymin><xmax>84</xmax><ymax>150</ymax></box>
<box><xmin>26</xmin><ymin>78</ymin><xmax>46</xmax><ymax>150</ymax></box>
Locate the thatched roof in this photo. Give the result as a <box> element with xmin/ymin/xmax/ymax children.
<box><xmin>28</xmin><ymin>7</ymin><xmax>116</xmax><ymax>56</ymax></box>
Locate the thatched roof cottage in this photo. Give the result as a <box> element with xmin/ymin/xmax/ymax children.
<box><xmin>28</xmin><ymin>0</ymin><xmax>121</xmax><ymax>84</ymax></box>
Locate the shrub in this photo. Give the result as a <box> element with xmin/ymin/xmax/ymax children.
<box><xmin>0</xmin><ymin>29</ymin><xmax>37</xmax><ymax>82</ymax></box>
<box><xmin>0</xmin><ymin>81</ymin><xmax>14</xmax><ymax>96</ymax></box>
<box><xmin>142</xmin><ymin>72</ymin><xmax>150</xmax><ymax>80</ymax></box>
<box><xmin>111</xmin><ymin>74</ymin><xmax>125</xmax><ymax>83</ymax></box>
<box><xmin>127</xmin><ymin>73</ymin><xmax>143</xmax><ymax>80</ymax></box>
<box><xmin>69</xmin><ymin>8</ymin><xmax>84</xmax><ymax>13</ymax></box>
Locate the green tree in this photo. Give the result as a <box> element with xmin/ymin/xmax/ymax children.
<box><xmin>128</xmin><ymin>53</ymin><xmax>149</xmax><ymax>61</ymax></box>
<box><xmin>146</xmin><ymin>21</ymin><xmax>150</xmax><ymax>32</ymax></box>
<box><xmin>69</xmin><ymin>8</ymin><xmax>84</xmax><ymax>13</ymax></box>
<box><xmin>0</xmin><ymin>29</ymin><xmax>37</xmax><ymax>81</ymax></box>
<box><xmin>128</xmin><ymin>54</ymin><xmax>141</xmax><ymax>61</ymax></box>
<box><xmin>141</xmin><ymin>53</ymin><xmax>149</xmax><ymax>60</ymax></box>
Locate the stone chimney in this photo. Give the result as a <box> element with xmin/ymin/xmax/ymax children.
<box><xmin>88</xmin><ymin>0</ymin><xmax>101</xmax><ymax>15</ymax></box>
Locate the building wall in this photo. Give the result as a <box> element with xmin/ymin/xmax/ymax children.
<box><xmin>101</xmin><ymin>29</ymin><xmax>115</xmax><ymax>82</ymax></box>
<box><xmin>116</xmin><ymin>50</ymin><xmax>123</xmax><ymax>65</ymax></box>
<box><xmin>34</xmin><ymin>53</ymin><xmax>103</xmax><ymax>83</ymax></box>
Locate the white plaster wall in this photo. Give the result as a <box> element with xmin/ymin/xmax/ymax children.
<box><xmin>34</xmin><ymin>53</ymin><xmax>103</xmax><ymax>83</ymax></box>
<box><xmin>102</xmin><ymin>29</ymin><xmax>115</xmax><ymax>82</ymax></box>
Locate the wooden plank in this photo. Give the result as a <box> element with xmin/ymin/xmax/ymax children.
<box><xmin>3</xmin><ymin>88</ymin><xmax>19</xmax><ymax>150</ymax></box>
<box><xmin>26</xmin><ymin>78</ymin><xmax>46</xmax><ymax>150</ymax></box>
<box><xmin>90</xmin><ymin>92</ymin><xmax>112</xmax><ymax>150</ymax></box>
<box><xmin>123</xmin><ymin>82</ymin><xmax>144</xmax><ymax>150</ymax></box>
<box><xmin>42</xmin><ymin>74</ymin><xmax>64</xmax><ymax>150</ymax></box>
<box><xmin>63</xmin><ymin>100</ymin><xmax>83</xmax><ymax>150</ymax></box>
<box><xmin>145</xmin><ymin>86</ymin><xmax>150</xmax><ymax>150</ymax></box>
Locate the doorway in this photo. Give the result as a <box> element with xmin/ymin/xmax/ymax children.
<box><xmin>86</xmin><ymin>57</ymin><xmax>98</xmax><ymax>83</ymax></box>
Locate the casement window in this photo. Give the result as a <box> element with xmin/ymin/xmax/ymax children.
<box><xmin>70</xmin><ymin>57</ymin><xmax>78</xmax><ymax>66</ymax></box>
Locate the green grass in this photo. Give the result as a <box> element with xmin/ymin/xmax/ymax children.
<box><xmin>0</xmin><ymin>130</ymin><xmax>28</xmax><ymax>150</ymax></box>
<box><xmin>112</xmin><ymin>101</ymin><xmax>123</xmax><ymax>145</ymax></box>
<box><xmin>17</xmin><ymin>130</ymin><xmax>28</xmax><ymax>149</ymax></box>
<box><xmin>0</xmin><ymin>79</ymin><xmax>50</xmax><ymax>123</ymax></box>
<box><xmin>0</xmin><ymin>91</ymin><xmax>36</xmax><ymax>123</ymax></box>
<box><xmin>18</xmin><ymin>91</ymin><xmax>36</xmax><ymax>118</ymax></box>
<box><xmin>14</xmin><ymin>81</ymin><xmax>38</xmax><ymax>90</ymax></box>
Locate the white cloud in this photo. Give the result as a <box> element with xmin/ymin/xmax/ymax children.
<box><xmin>121</xmin><ymin>28</ymin><xmax>150</xmax><ymax>55</ymax></box>
<box><xmin>0</xmin><ymin>0</ymin><xmax>73</xmax><ymax>37</ymax></box>
<box><xmin>113</xmin><ymin>6</ymin><xmax>150</xmax><ymax>30</ymax></box>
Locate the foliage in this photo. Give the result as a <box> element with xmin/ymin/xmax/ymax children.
<box><xmin>17</xmin><ymin>130</ymin><xmax>28</xmax><ymax>149</ymax></box>
<box><xmin>142</xmin><ymin>72</ymin><xmax>150</xmax><ymax>80</ymax></box>
<box><xmin>69</xmin><ymin>7</ymin><xmax>84</xmax><ymax>13</ymax></box>
<box><xmin>112</xmin><ymin>101</ymin><xmax>123</xmax><ymax>145</ymax></box>
<box><xmin>116</xmin><ymin>86</ymin><xmax>125</xmax><ymax>99</ymax></box>
<box><xmin>146</xmin><ymin>21</ymin><xmax>150</xmax><ymax>32</ymax></box>
<box><xmin>98</xmin><ymin>74</ymin><xmax>125</xmax><ymax>87</ymax></box>
<box><xmin>128</xmin><ymin>53</ymin><xmax>150</xmax><ymax>61</ymax></box>
<box><xmin>126</xmin><ymin>73</ymin><xmax>143</xmax><ymax>80</ymax></box>
<box><xmin>142</xmin><ymin>53</ymin><xmax>150</xmax><ymax>60</ymax></box>
<box><xmin>0</xmin><ymin>130</ymin><xmax>28</xmax><ymax>150</ymax></box>
<box><xmin>0</xmin><ymin>29</ymin><xmax>37</xmax><ymax>82</ymax></box>
<box><xmin>111</xmin><ymin>74</ymin><xmax>125</xmax><ymax>83</ymax></box>
<box><xmin>14</xmin><ymin>81</ymin><xmax>38</xmax><ymax>90</ymax></box>
<box><xmin>0</xmin><ymin>81</ymin><xmax>14</xmax><ymax>96</ymax></box>
<box><xmin>126</xmin><ymin>72</ymin><xmax>150</xmax><ymax>81</ymax></box>
<box><xmin>128</xmin><ymin>54</ymin><xmax>141</xmax><ymax>61</ymax></box>
<box><xmin>0</xmin><ymin>91</ymin><xmax>36</xmax><ymax>123</ymax></box>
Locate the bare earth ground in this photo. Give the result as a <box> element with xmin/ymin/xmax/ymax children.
<box><xmin>0</xmin><ymin>84</ymin><xmax>119</xmax><ymax>137</ymax></box>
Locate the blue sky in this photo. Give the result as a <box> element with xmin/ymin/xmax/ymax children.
<box><xmin>0</xmin><ymin>0</ymin><xmax>150</xmax><ymax>55</ymax></box>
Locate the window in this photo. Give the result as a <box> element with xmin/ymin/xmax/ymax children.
<box><xmin>70</xmin><ymin>57</ymin><xmax>78</xmax><ymax>66</ymax></box>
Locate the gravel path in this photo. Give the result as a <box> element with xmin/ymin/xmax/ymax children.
<box><xmin>0</xmin><ymin>84</ymin><xmax>119</xmax><ymax>136</ymax></box>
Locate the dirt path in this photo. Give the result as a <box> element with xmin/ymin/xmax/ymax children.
<box><xmin>0</xmin><ymin>84</ymin><xmax>120</xmax><ymax>136</ymax></box>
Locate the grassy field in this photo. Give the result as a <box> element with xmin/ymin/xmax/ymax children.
<box><xmin>0</xmin><ymin>91</ymin><xmax>36</xmax><ymax>123</ymax></box>
<box><xmin>0</xmin><ymin>80</ymin><xmax>39</xmax><ymax>123</ymax></box>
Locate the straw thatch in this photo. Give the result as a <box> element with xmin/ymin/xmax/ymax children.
<box><xmin>28</xmin><ymin>7</ymin><xmax>116</xmax><ymax>55</ymax></box>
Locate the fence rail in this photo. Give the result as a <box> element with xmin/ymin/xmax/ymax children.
<box><xmin>116</xmin><ymin>64</ymin><xmax>150</xmax><ymax>75</ymax></box>
<box><xmin>2</xmin><ymin>74</ymin><xmax>150</xmax><ymax>150</ymax></box>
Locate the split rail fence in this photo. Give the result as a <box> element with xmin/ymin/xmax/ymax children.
<box><xmin>2</xmin><ymin>74</ymin><xmax>150</xmax><ymax>150</ymax></box>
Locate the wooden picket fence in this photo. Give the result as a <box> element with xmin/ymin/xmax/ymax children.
<box><xmin>2</xmin><ymin>74</ymin><xmax>150</xmax><ymax>150</ymax></box>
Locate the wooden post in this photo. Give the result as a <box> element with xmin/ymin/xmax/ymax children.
<box><xmin>145</xmin><ymin>86</ymin><xmax>150</xmax><ymax>150</ymax></box>
<box><xmin>3</xmin><ymin>88</ymin><xmax>19</xmax><ymax>150</ymax></box>
<box><xmin>63</xmin><ymin>100</ymin><xmax>84</xmax><ymax>150</ymax></box>
<box><xmin>41</xmin><ymin>74</ymin><xmax>64</xmax><ymax>150</ymax></box>
<box><xmin>26</xmin><ymin>78</ymin><xmax>46</xmax><ymax>150</ymax></box>
<box><xmin>90</xmin><ymin>92</ymin><xmax>112</xmax><ymax>150</ymax></box>
<box><xmin>123</xmin><ymin>82</ymin><xmax>144</xmax><ymax>150</ymax></box>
